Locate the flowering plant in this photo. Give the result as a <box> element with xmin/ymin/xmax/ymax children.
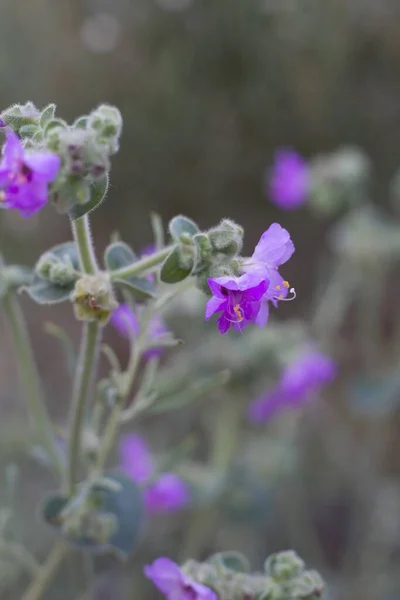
<box><xmin>0</xmin><ymin>101</ymin><xmax>325</xmax><ymax>600</ymax></box>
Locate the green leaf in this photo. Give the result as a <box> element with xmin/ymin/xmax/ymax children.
<box><xmin>169</xmin><ymin>215</ymin><xmax>200</xmax><ymax>241</ymax></box>
<box><xmin>43</xmin><ymin>118</ymin><xmax>68</xmax><ymax>136</ymax></box>
<box><xmin>160</xmin><ymin>246</ymin><xmax>192</xmax><ymax>284</ymax></box>
<box><xmin>207</xmin><ymin>551</ymin><xmax>251</xmax><ymax>574</ymax></box>
<box><xmin>104</xmin><ymin>241</ymin><xmax>137</xmax><ymax>271</ymax></box>
<box><xmin>113</xmin><ymin>277</ymin><xmax>156</xmax><ymax>300</ymax></box>
<box><xmin>69</xmin><ymin>175</ymin><xmax>109</xmax><ymax>220</ymax></box>
<box><xmin>150</xmin><ymin>370</ymin><xmax>230</xmax><ymax>415</ymax></box>
<box><xmin>19</xmin><ymin>124</ymin><xmax>40</xmax><ymax>139</ymax></box>
<box><xmin>39</xmin><ymin>104</ymin><xmax>56</xmax><ymax>128</ymax></box>
<box><xmin>42</xmin><ymin>472</ymin><xmax>145</xmax><ymax>558</ymax></box>
<box><xmin>22</xmin><ymin>275</ymin><xmax>74</xmax><ymax>305</ymax></box>
<box><xmin>49</xmin><ymin>241</ymin><xmax>80</xmax><ymax>267</ymax></box>
<box><xmin>73</xmin><ymin>116</ymin><xmax>89</xmax><ymax>130</ymax></box>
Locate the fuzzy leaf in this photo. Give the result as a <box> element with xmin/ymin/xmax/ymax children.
<box><xmin>160</xmin><ymin>246</ymin><xmax>192</xmax><ymax>284</ymax></box>
<box><xmin>169</xmin><ymin>215</ymin><xmax>200</xmax><ymax>241</ymax></box>
<box><xmin>73</xmin><ymin>116</ymin><xmax>89</xmax><ymax>130</ymax></box>
<box><xmin>42</xmin><ymin>471</ymin><xmax>145</xmax><ymax>558</ymax></box>
<box><xmin>207</xmin><ymin>551</ymin><xmax>251</xmax><ymax>573</ymax></box>
<box><xmin>113</xmin><ymin>277</ymin><xmax>156</xmax><ymax>300</ymax></box>
<box><xmin>40</xmin><ymin>104</ymin><xmax>57</xmax><ymax>128</ymax></box>
<box><xmin>69</xmin><ymin>175</ymin><xmax>109</xmax><ymax>220</ymax></box>
<box><xmin>23</xmin><ymin>276</ymin><xmax>74</xmax><ymax>305</ymax></box>
<box><xmin>104</xmin><ymin>241</ymin><xmax>137</xmax><ymax>271</ymax></box>
<box><xmin>43</xmin><ymin>118</ymin><xmax>68</xmax><ymax>136</ymax></box>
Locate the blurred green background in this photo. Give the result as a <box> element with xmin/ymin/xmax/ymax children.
<box><xmin>2</xmin><ymin>0</ymin><xmax>400</xmax><ymax>598</ymax></box>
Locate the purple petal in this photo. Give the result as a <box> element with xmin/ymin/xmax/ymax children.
<box><xmin>4</xmin><ymin>181</ymin><xmax>48</xmax><ymax>217</ymax></box>
<box><xmin>144</xmin><ymin>473</ymin><xmax>190</xmax><ymax>513</ymax></box>
<box><xmin>1</xmin><ymin>130</ymin><xmax>24</xmax><ymax>170</ymax></box>
<box><xmin>247</xmin><ymin>391</ymin><xmax>283</xmax><ymax>423</ymax></box>
<box><xmin>255</xmin><ymin>299</ymin><xmax>270</xmax><ymax>327</ymax></box>
<box><xmin>144</xmin><ymin>558</ymin><xmax>183</xmax><ymax>595</ymax></box>
<box><xmin>111</xmin><ymin>304</ymin><xmax>140</xmax><ymax>338</ymax></box>
<box><xmin>205</xmin><ymin>296</ymin><xmax>225</xmax><ymax>320</ymax></box>
<box><xmin>119</xmin><ymin>434</ymin><xmax>154</xmax><ymax>484</ymax></box>
<box><xmin>252</xmin><ymin>223</ymin><xmax>295</xmax><ymax>268</ymax></box>
<box><xmin>268</xmin><ymin>148</ymin><xmax>310</xmax><ymax>210</ymax></box>
<box><xmin>25</xmin><ymin>152</ymin><xmax>61</xmax><ymax>182</ymax></box>
<box><xmin>216</xmin><ymin>312</ymin><xmax>231</xmax><ymax>334</ymax></box>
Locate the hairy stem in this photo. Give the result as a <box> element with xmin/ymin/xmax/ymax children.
<box><xmin>66</xmin><ymin>321</ymin><xmax>100</xmax><ymax>494</ymax></box>
<box><xmin>21</xmin><ymin>542</ymin><xmax>68</xmax><ymax>600</ymax></box>
<box><xmin>71</xmin><ymin>216</ymin><xmax>98</xmax><ymax>274</ymax></box>
<box><xmin>110</xmin><ymin>246</ymin><xmax>171</xmax><ymax>281</ymax></box>
<box><xmin>67</xmin><ymin>215</ymin><xmax>102</xmax><ymax>494</ymax></box>
<box><xmin>2</xmin><ymin>293</ymin><xmax>63</xmax><ymax>477</ymax></box>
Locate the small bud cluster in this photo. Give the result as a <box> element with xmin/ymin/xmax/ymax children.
<box><xmin>71</xmin><ymin>273</ymin><xmax>118</xmax><ymax>324</ymax></box>
<box><xmin>36</xmin><ymin>250</ymin><xmax>77</xmax><ymax>287</ymax></box>
<box><xmin>146</xmin><ymin>551</ymin><xmax>324</xmax><ymax>600</ymax></box>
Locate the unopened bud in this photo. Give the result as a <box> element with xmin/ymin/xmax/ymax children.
<box><xmin>264</xmin><ymin>550</ymin><xmax>305</xmax><ymax>581</ymax></box>
<box><xmin>36</xmin><ymin>252</ymin><xmax>77</xmax><ymax>286</ymax></box>
<box><xmin>72</xmin><ymin>272</ymin><xmax>118</xmax><ymax>324</ymax></box>
<box><xmin>208</xmin><ymin>219</ymin><xmax>244</xmax><ymax>256</ymax></box>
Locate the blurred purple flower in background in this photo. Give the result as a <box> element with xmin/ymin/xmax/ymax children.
<box><xmin>243</xmin><ymin>223</ymin><xmax>296</xmax><ymax>326</ymax></box>
<box><xmin>111</xmin><ymin>303</ymin><xmax>168</xmax><ymax>357</ymax></box>
<box><xmin>0</xmin><ymin>130</ymin><xmax>60</xmax><ymax>217</ymax></box>
<box><xmin>268</xmin><ymin>148</ymin><xmax>310</xmax><ymax>210</ymax></box>
<box><xmin>248</xmin><ymin>349</ymin><xmax>337</xmax><ymax>423</ymax></box>
<box><xmin>145</xmin><ymin>558</ymin><xmax>217</xmax><ymax>600</ymax></box>
<box><xmin>206</xmin><ymin>272</ymin><xmax>268</xmax><ymax>334</ymax></box>
<box><xmin>120</xmin><ymin>434</ymin><xmax>190</xmax><ymax>514</ymax></box>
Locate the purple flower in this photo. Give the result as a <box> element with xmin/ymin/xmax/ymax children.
<box><xmin>0</xmin><ymin>130</ymin><xmax>60</xmax><ymax>217</ymax></box>
<box><xmin>111</xmin><ymin>303</ymin><xmax>168</xmax><ymax>357</ymax></box>
<box><xmin>205</xmin><ymin>272</ymin><xmax>269</xmax><ymax>334</ymax></box>
<box><xmin>144</xmin><ymin>473</ymin><xmax>190</xmax><ymax>514</ymax></box>
<box><xmin>268</xmin><ymin>148</ymin><xmax>310</xmax><ymax>210</ymax></box>
<box><xmin>145</xmin><ymin>558</ymin><xmax>217</xmax><ymax>600</ymax></box>
<box><xmin>243</xmin><ymin>223</ymin><xmax>296</xmax><ymax>326</ymax></box>
<box><xmin>119</xmin><ymin>434</ymin><xmax>190</xmax><ymax>514</ymax></box>
<box><xmin>119</xmin><ymin>434</ymin><xmax>154</xmax><ymax>484</ymax></box>
<box><xmin>248</xmin><ymin>350</ymin><xmax>337</xmax><ymax>423</ymax></box>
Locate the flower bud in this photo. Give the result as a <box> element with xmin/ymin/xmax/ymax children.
<box><xmin>81</xmin><ymin>428</ymin><xmax>101</xmax><ymax>464</ymax></box>
<box><xmin>88</xmin><ymin>104</ymin><xmax>122</xmax><ymax>155</ymax></box>
<box><xmin>208</xmin><ymin>219</ymin><xmax>244</xmax><ymax>256</ymax></box>
<box><xmin>71</xmin><ymin>273</ymin><xmax>118</xmax><ymax>324</ymax></box>
<box><xmin>0</xmin><ymin>102</ymin><xmax>40</xmax><ymax>134</ymax></box>
<box><xmin>264</xmin><ymin>550</ymin><xmax>305</xmax><ymax>581</ymax></box>
<box><xmin>36</xmin><ymin>252</ymin><xmax>77</xmax><ymax>286</ymax></box>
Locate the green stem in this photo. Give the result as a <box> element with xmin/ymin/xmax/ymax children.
<box><xmin>66</xmin><ymin>321</ymin><xmax>100</xmax><ymax>494</ymax></box>
<box><xmin>211</xmin><ymin>396</ymin><xmax>241</xmax><ymax>472</ymax></box>
<box><xmin>67</xmin><ymin>215</ymin><xmax>101</xmax><ymax>495</ymax></box>
<box><xmin>2</xmin><ymin>293</ymin><xmax>63</xmax><ymax>477</ymax></box>
<box><xmin>21</xmin><ymin>542</ymin><xmax>68</xmax><ymax>600</ymax></box>
<box><xmin>71</xmin><ymin>216</ymin><xmax>98</xmax><ymax>274</ymax></box>
<box><xmin>110</xmin><ymin>246</ymin><xmax>172</xmax><ymax>280</ymax></box>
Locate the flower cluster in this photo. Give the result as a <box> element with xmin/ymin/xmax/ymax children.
<box><xmin>0</xmin><ymin>130</ymin><xmax>60</xmax><ymax>217</ymax></box>
<box><xmin>119</xmin><ymin>434</ymin><xmax>189</xmax><ymax>514</ymax></box>
<box><xmin>248</xmin><ymin>349</ymin><xmax>337</xmax><ymax>423</ymax></box>
<box><xmin>206</xmin><ymin>223</ymin><xmax>295</xmax><ymax>334</ymax></box>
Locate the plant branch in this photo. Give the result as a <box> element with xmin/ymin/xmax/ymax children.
<box><xmin>2</xmin><ymin>293</ymin><xmax>63</xmax><ymax>477</ymax></box>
